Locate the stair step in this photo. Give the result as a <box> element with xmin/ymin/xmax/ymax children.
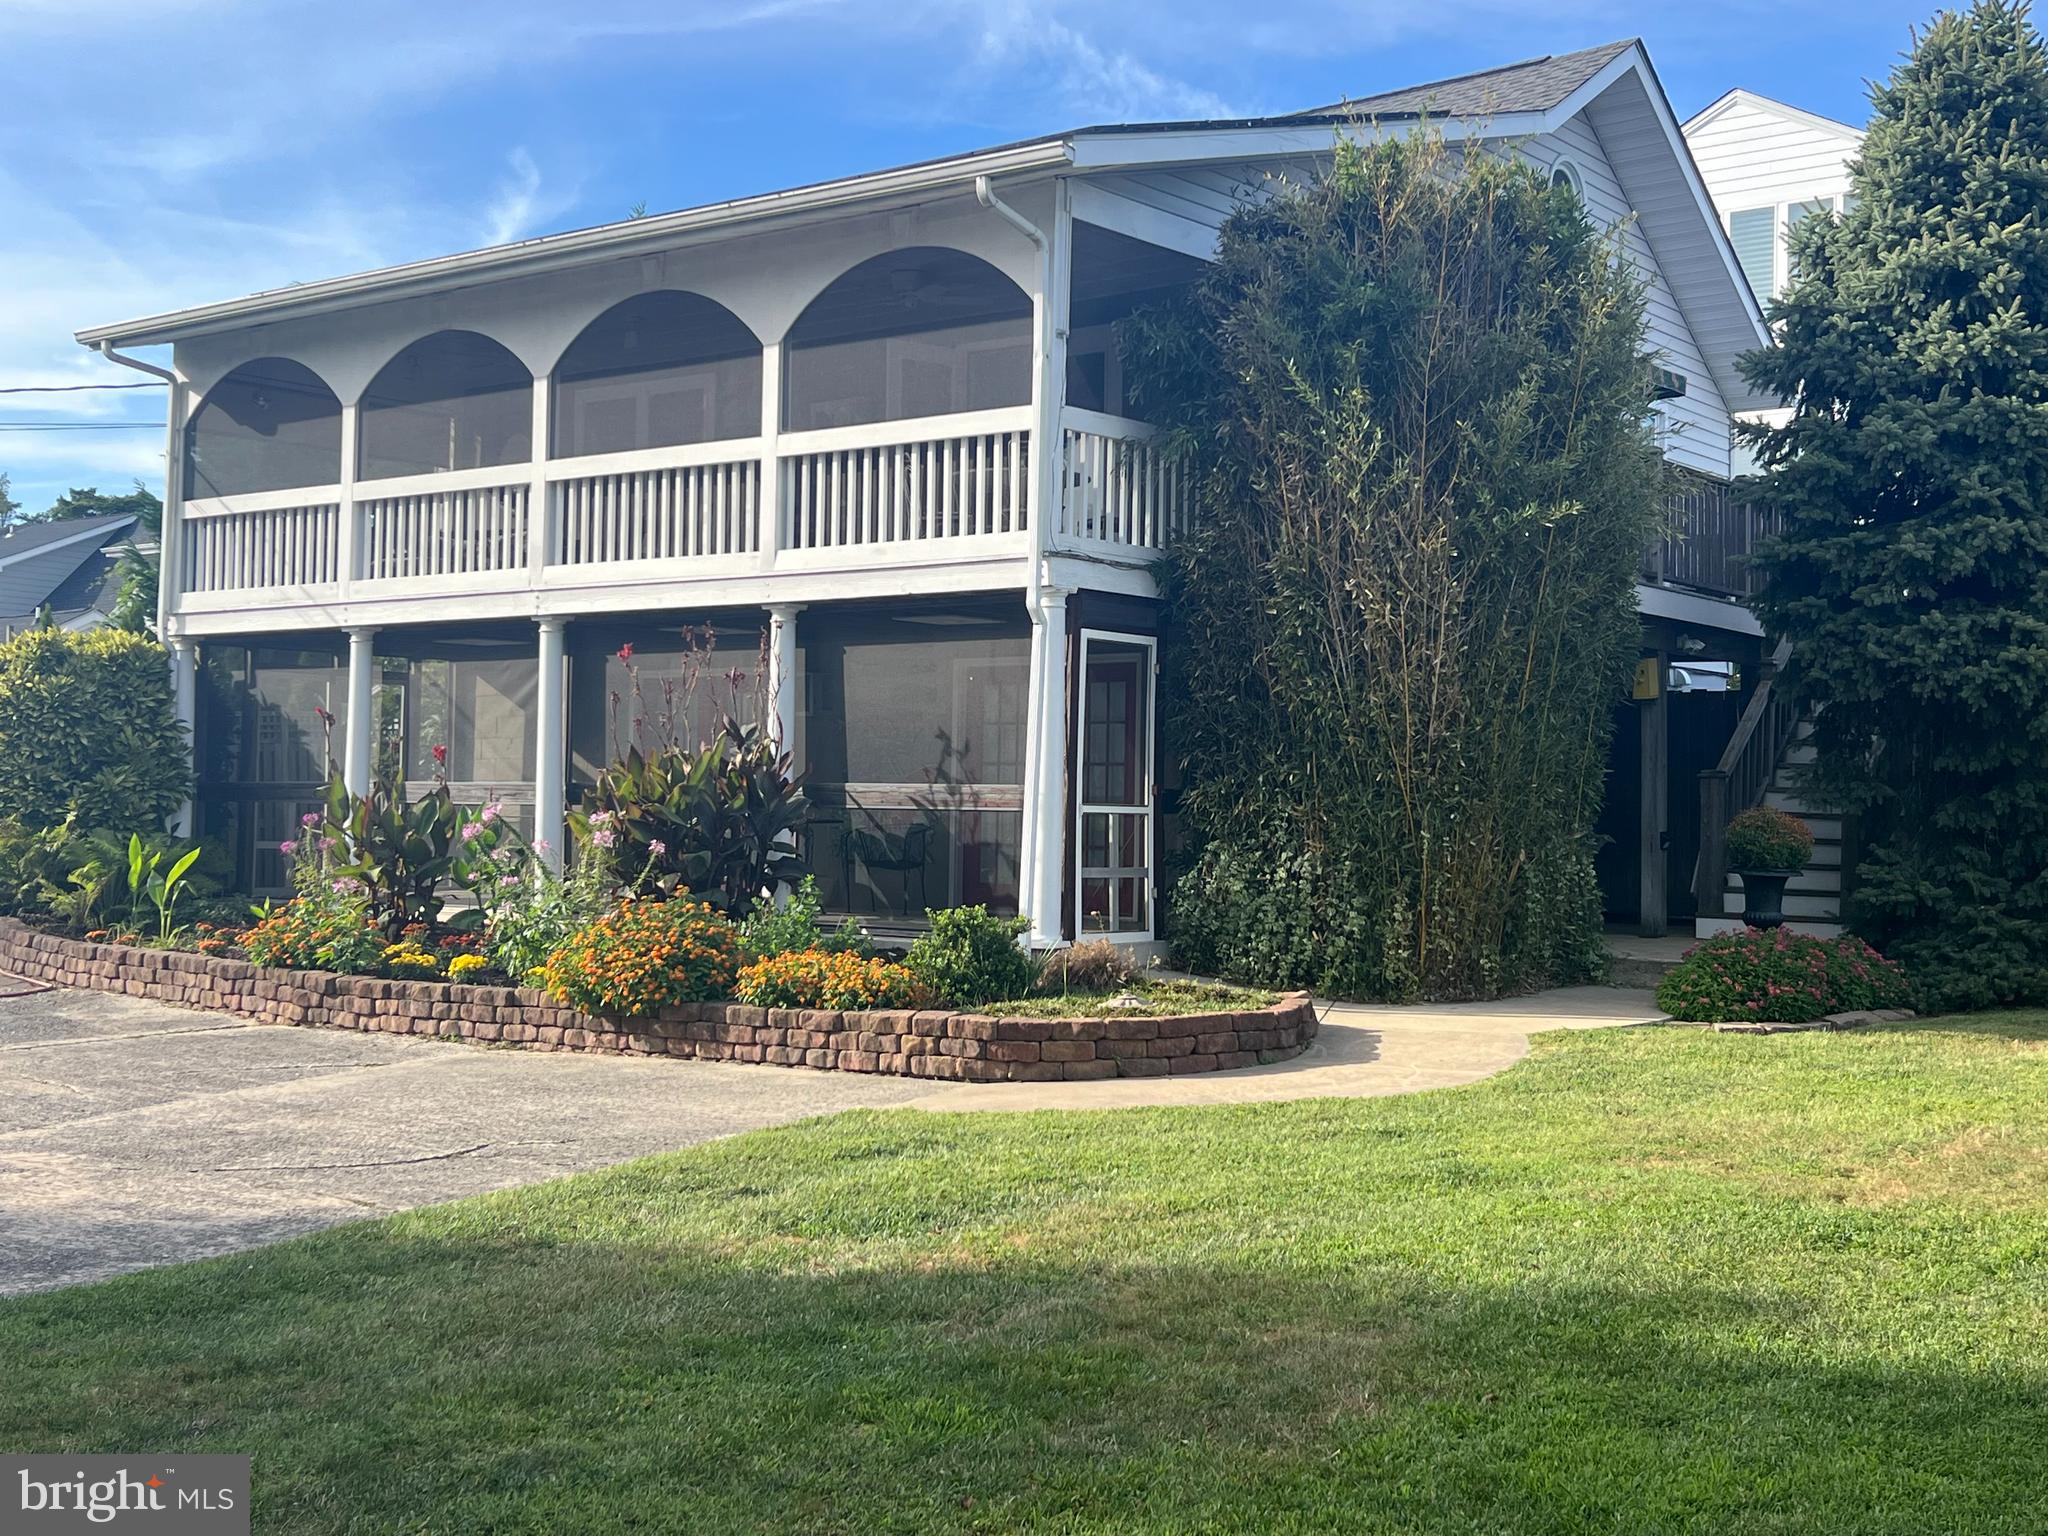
<box><xmin>1696</xmin><ymin>915</ymin><xmax>1846</xmax><ymax>940</ymax></box>
<box><xmin>1783</xmin><ymin>742</ymin><xmax>1818</xmax><ymax>766</ymax></box>
<box><xmin>1722</xmin><ymin>890</ymin><xmax>1841</xmax><ymax>920</ymax></box>
<box><xmin>1764</xmin><ymin>789</ymin><xmax>1839</xmax><ymax>817</ymax></box>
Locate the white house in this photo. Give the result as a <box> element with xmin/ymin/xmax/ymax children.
<box><xmin>79</xmin><ymin>39</ymin><xmax>1771</xmax><ymax>946</ymax></box>
<box><xmin>1684</xmin><ymin>89</ymin><xmax>1864</xmax><ymax>306</ymax></box>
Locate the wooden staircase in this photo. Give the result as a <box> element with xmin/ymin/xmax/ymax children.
<box><xmin>1692</xmin><ymin>665</ymin><xmax>1848</xmax><ymax>939</ymax></box>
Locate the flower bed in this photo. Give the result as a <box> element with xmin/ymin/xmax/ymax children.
<box><xmin>0</xmin><ymin>918</ymin><xmax>1317</xmax><ymax>1084</ymax></box>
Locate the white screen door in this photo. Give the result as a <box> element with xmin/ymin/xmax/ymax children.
<box><xmin>1076</xmin><ymin>631</ymin><xmax>1156</xmax><ymax>938</ymax></box>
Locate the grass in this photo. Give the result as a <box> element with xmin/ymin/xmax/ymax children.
<box><xmin>983</xmin><ymin>978</ymin><xmax>1280</xmax><ymax>1017</ymax></box>
<box><xmin>7</xmin><ymin>1014</ymin><xmax>2048</xmax><ymax>1533</ymax></box>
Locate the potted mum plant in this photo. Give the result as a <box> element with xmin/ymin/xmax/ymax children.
<box><xmin>1724</xmin><ymin>805</ymin><xmax>1813</xmax><ymax>930</ymax></box>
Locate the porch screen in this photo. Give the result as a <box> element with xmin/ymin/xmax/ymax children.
<box><xmin>799</xmin><ymin>608</ymin><xmax>1028</xmax><ymax>920</ymax></box>
<box><xmin>567</xmin><ymin>627</ymin><xmax>767</xmax><ymax>789</ymax></box>
<box><xmin>552</xmin><ymin>291</ymin><xmax>762</xmax><ymax>458</ymax></box>
<box><xmin>358</xmin><ymin>330</ymin><xmax>533</xmax><ymax>479</ymax></box>
<box><xmin>783</xmin><ymin>248</ymin><xmax>1031</xmax><ymax>431</ymax></box>
<box><xmin>184</xmin><ymin>358</ymin><xmax>343</xmax><ymax>499</ymax></box>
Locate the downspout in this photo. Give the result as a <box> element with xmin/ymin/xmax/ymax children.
<box><xmin>94</xmin><ymin>341</ymin><xmax>181</xmax><ymax>639</ymax></box>
<box><xmin>977</xmin><ymin>174</ymin><xmax>1062</xmax><ymax>943</ymax></box>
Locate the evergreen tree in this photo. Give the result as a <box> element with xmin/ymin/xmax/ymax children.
<box><xmin>1746</xmin><ymin>0</ymin><xmax>2048</xmax><ymax>1008</ymax></box>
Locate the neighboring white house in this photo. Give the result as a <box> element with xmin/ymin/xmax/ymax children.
<box><xmin>1684</xmin><ymin>89</ymin><xmax>1864</xmax><ymax>305</ymax></box>
<box><xmin>78</xmin><ymin>39</ymin><xmax>1771</xmax><ymax>945</ymax></box>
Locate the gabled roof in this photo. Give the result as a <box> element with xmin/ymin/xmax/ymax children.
<box><xmin>0</xmin><ymin>513</ymin><xmax>141</xmax><ymax>623</ymax></box>
<box><xmin>1683</xmin><ymin>88</ymin><xmax>1864</xmax><ymax>141</ymax></box>
<box><xmin>0</xmin><ymin>510</ymin><xmax>137</xmax><ymax>561</ymax></box>
<box><xmin>1294</xmin><ymin>40</ymin><xmax>1638</xmax><ymax>121</ymax></box>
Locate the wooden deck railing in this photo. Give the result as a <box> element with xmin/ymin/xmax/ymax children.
<box><xmin>1644</xmin><ymin>482</ymin><xmax>1778</xmax><ymax>599</ymax></box>
<box><xmin>1693</xmin><ymin>659</ymin><xmax>1802</xmax><ymax>918</ymax></box>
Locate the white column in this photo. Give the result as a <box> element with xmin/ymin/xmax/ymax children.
<box><xmin>336</xmin><ymin>401</ymin><xmax>360</xmax><ymax>595</ymax></box>
<box><xmin>757</xmin><ymin>340</ymin><xmax>783</xmax><ymax>569</ymax></box>
<box><xmin>168</xmin><ymin>637</ymin><xmax>198</xmax><ymax>838</ymax></box>
<box><xmin>343</xmin><ymin>626</ymin><xmax>378</xmax><ymax>796</ymax></box>
<box><xmin>765</xmin><ymin>602</ymin><xmax>802</xmax><ymax>760</ymax></box>
<box><xmin>527</xmin><ymin>375</ymin><xmax>552</xmax><ymax>582</ymax></box>
<box><xmin>1019</xmin><ymin>585</ymin><xmax>1072</xmax><ymax>947</ymax></box>
<box><xmin>534</xmin><ymin>617</ymin><xmax>567</xmax><ymax>871</ymax></box>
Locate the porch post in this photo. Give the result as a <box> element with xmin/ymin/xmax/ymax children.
<box><xmin>1638</xmin><ymin>651</ymin><xmax>1669</xmax><ymax>938</ymax></box>
<box><xmin>168</xmin><ymin>637</ymin><xmax>198</xmax><ymax>839</ymax></box>
<box><xmin>1020</xmin><ymin>584</ymin><xmax>1072</xmax><ymax>947</ymax></box>
<box><xmin>343</xmin><ymin>626</ymin><xmax>378</xmax><ymax>797</ymax></box>
<box><xmin>534</xmin><ymin>617</ymin><xmax>567</xmax><ymax>872</ymax></box>
<box><xmin>765</xmin><ymin>603</ymin><xmax>802</xmax><ymax>759</ymax></box>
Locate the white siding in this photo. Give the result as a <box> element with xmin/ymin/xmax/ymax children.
<box><xmin>1528</xmin><ymin>117</ymin><xmax>1733</xmax><ymax>478</ymax></box>
<box><xmin>1683</xmin><ymin>94</ymin><xmax>1860</xmax><ymax>301</ymax></box>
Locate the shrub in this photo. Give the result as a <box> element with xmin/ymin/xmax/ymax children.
<box><xmin>904</xmin><ymin>905</ymin><xmax>1031</xmax><ymax>1007</ymax></box>
<box><xmin>543</xmin><ymin>897</ymin><xmax>742</xmax><ymax>1018</ymax></box>
<box><xmin>1033</xmin><ymin>938</ymin><xmax>1143</xmax><ymax>995</ymax></box>
<box><xmin>734</xmin><ymin>948</ymin><xmax>926</xmax><ymax>1010</ymax></box>
<box><xmin>739</xmin><ymin>875</ymin><xmax>873</xmax><ymax>960</ymax></box>
<box><xmin>0</xmin><ymin>627</ymin><xmax>188</xmax><ymax>833</ymax></box>
<box><xmin>1655</xmin><ymin>929</ymin><xmax>1913</xmax><ymax>1023</ymax></box>
<box><xmin>1725</xmin><ymin>806</ymin><xmax>1814</xmax><ymax>871</ymax></box>
<box><xmin>241</xmin><ymin>897</ymin><xmax>385</xmax><ymax>974</ymax></box>
<box><xmin>484</xmin><ymin>846</ymin><xmax>616</xmax><ymax>982</ymax></box>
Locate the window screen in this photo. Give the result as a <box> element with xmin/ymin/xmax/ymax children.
<box><xmin>1729</xmin><ymin>207</ymin><xmax>1777</xmax><ymax>300</ymax></box>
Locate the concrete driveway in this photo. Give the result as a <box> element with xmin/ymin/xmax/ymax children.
<box><xmin>0</xmin><ymin>985</ymin><xmax>939</xmax><ymax>1295</ymax></box>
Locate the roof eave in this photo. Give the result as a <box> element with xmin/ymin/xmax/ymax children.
<box><xmin>76</xmin><ymin>137</ymin><xmax>1074</xmax><ymax>350</ymax></box>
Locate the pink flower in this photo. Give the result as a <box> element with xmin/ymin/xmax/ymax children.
<box><xmin>648</xmin><ymin>839</ymin><xmax>667</xmax><ymax>856</ymax></box>
<box><xmin>534</xmin><ymin>838</ymin><xmax>552</xmax><ymax>854</ymax></box>
<box><xmin>592</xmin><ymin>827</ymin><xmax>618</xmax><ymax>848</ymax></box>
<box><xmin>499</xmin><ymin>874</ymin><xmax>520</xmax><ymax>888</ymax></box>
<box><xmin>617</xmin><ymin>643</ymin><xmax>634</xmax><ymax>662</ymax></box>
<box><xmin>460</xmin><ymin>821</ymin><xmax>486</xmax><ymax>842</ymax></box>
<box><xmin>331</xmin><ymin>877</ymin><xmax>365</xmax><ymax>895</ymax></box>
<box><xmin>318</xmin><ymin>837</ymin><xmax>337</xmax><ymax>853</ymax></box>
<box><xmin>278</xmin><ymin>840</ymin><xmax>298</xmax><ymax>855</ymax></box>
<box><xmin>480</xmin><ymin>802</ymin><xmax>501</xmax><ymax>824</ymax></box>
<box><xmin>300</xmin><ymin>812</ymin><xmax>321</xmax><ymax>828</ymax></box>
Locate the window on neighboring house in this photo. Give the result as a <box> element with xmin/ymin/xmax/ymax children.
<box><xmin>1785</xmin><ymin>197</ymin><xmax>1835</xmax><ymax>284</ymax></box>
<box><xmin>1729</xmin><ymin>206</ymin><xmax>1777</xmax><ymax>300</ymax></box>
<box><xmin>1550</xmin><ymin>159</ymin><xmax>1583</xmax><ymax>197</ymax></box>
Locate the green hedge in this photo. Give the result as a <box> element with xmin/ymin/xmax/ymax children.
<box><xmin>0</xmin><ymin>628</ymin><xmax>187</xmax><ymax>832</ymax></box>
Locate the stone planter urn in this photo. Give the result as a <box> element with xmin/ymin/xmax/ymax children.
<box><xmin>1723</xmin><ymin>806</ymin><xmax>1814</xmax><ymax>933</ymax></box>
<box><xmin>1734</xmin><ymin>867</ymin><xmax>1796</xmax><ymax>930</ymax></box>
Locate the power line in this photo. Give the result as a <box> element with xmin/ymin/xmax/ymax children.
<box><xmin>0</xmin><ymin>382</ymin><xmax>164</xmax><ymax>394</ymax></box>
<box><xmin>0</xmin><ymin>422</ymin><xmax>167</xmax><ymax>430</ymax></box>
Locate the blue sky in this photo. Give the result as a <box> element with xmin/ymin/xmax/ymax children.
<box><xmin>0</xmin><ymin>0</ymin><xmax>1939</xmax><ymax>514</ymax></box>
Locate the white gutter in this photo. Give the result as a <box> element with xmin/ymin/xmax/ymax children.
<box><xmin>77</xmin><ymin>139</ymin><xmax>1073</xmax><ymax>350</ymax></box>
<box><xmin>95</xmin><ymin>341</ymin><xmax>181</xmax><ymax>637</ymax></box>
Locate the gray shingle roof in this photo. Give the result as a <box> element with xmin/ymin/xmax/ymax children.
<box><xmin>1289</xmin><ymin>39</ymin><xmax>1637</xmax><ymax>122</ymax></box>
<box><xmin>0</xmin><ymin>510</ymin><xmax>138</xmax><ymax>560</ymax></box>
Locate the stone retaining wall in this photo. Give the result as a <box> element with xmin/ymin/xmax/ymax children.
<box><xmin>0</xmin><ymin>919</ymin><xmax>1317</xmax><ymax>1084</ymax></box>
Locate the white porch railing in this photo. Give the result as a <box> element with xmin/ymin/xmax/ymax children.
<box><xmin>181</xmin><ymin>492</ymin><xmax>341</xmax><ymax>594</ymax></box>
<box><xmin>548</xmin><ymin>447</ymin><xmax>762</xmax><ymax>567</ymax></box>
<box><xmin>355</xmin><ymin>468</ymin><xmax>531</xmax><ymax>583</ymax></box>
<box><xmin>166</xmin><ymin>408</ymin><xmax>1201</xmax><ymax>621</ymax></box>
<box><xmin>780</xmin><ymin>408</ymin><xmax>1032</xmax><ymax>551</ymax></box>
<box><xmin>1058</xmin><ymin>408</ymin><xmax>1190</xmax><ymax>551</ymax></box>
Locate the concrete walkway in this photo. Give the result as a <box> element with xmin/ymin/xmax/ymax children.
<box><xmin>907</xmin><ymin>986</ymin><xmax>1666</xmax><ymax>1111</ymax></box>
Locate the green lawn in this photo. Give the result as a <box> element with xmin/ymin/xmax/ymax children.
<box><xmin>7</xmin><ymin>1016</ymin><xmax>2047</xmax><ymax>1533</ymax></box>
